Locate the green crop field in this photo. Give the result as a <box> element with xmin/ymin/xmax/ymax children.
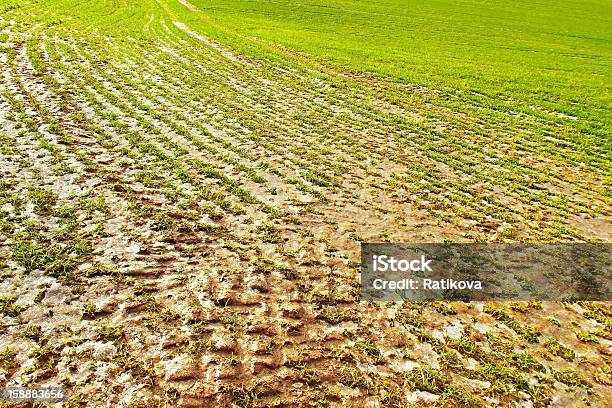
<box><xmin>0</xmin><ymin>0</ymin><xmax>610</xmax><ymax>406</ymax></box>
<box><xmin>184</xmin><ymin>0</ymin><xmax>612</xmax><ymax>131</ymax></box>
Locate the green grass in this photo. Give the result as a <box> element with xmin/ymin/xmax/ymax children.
<box><xmin>175</xmin><ymin>0</ymin><xmax>611</xmax><ymax>131</ymax></box>
<box><xmin>0</xmin><ymin>295</ymin><xmax>24</xmax><ymax>318</ymax></box>
<box><xmin>12</xmin><ymin>0</ymin><xmax>611</xmax><ymax>137</ymax></box>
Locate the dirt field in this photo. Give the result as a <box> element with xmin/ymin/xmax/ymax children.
<box><xmin>0</xmin><ymin>2</ymin><xmax>610</xmax><ymax>407</ymax></box>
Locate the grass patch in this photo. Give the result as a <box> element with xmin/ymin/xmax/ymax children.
<box><xmin>0</xmin><ymin>295</ymin><xmax>24</xmax><ymax>317</ymax></box>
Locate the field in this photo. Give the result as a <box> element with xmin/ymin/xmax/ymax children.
<box><xmin>184</xmin><ymin>0</ymin><xmax>612</xmax><ymax>131</ymax></box>
<box><xmin>0</xmin><ymin>0</ymin><xmax>611</xmax><ymax>407</ymax></box>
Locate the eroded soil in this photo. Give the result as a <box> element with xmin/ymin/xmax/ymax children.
<box><xmin>0</xmin><ymin>4</ymin><xmax>610</xmax><ymax>408</ymax></box>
